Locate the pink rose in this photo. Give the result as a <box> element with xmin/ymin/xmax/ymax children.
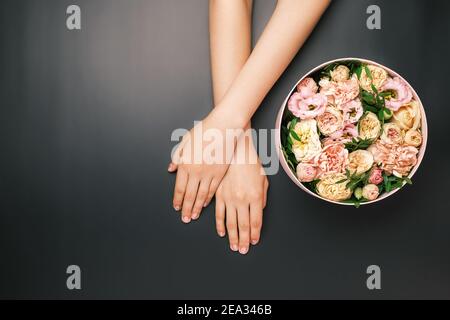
<box><xmin>296</xmin><ymin>163</ymin><xmax>318</xmax><ymax>183</ymax></box>
<box><xmin>368</xmin><ymin>167</ymin><xmax>383</xmax><ymax>185</ymax></box>
<box><xmin>368</xmin><ymin>141</ymin><xmax>419</xmax><ymax>176</ymax></box>
<box><xmin>319</xmin><ymin>76</ymin><xmax>360</xmax><ymax>107</ymax></box>
<box><xmin>326</xmin><ymin>123</ymin><xmax>358</xmax><ymax>145</ymax></box>
<box><xmin>313</xmin><ymin>143</ymin><xmax>349</xmax><ymax>178</ymax></box>
<box><xmin>288</xmin><ymin>92</ymin><xmax>327</xmax><ymax>120</ymax></box>
<box><xmin>316</xmin><ymin>106</ymin><xmax>344</xmax><ymax>136</ymax></box>
<box><xmin>342</xmin><ymin>99</ymin><xmax>364</xmax><ymax>124</ymax></box>
<box><xmin>381</xmin><ymin>77</ymin><xmax>413</xmax><ymax>111</ymax></box>
<box><xmin>296</xmin><ymin>77</ymin><xmax>319</xmax><ymax>99</ymax></box>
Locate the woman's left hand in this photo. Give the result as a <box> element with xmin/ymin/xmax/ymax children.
<box><xmin>215</xmin><ymin>137</ymin><xmax>269</xmax><ymax>255</ymax></box>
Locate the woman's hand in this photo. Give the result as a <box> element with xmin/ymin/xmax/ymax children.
<box><xmin>215</xmin><ymin>135</ymin><xmax>269</xmax><ymax>255</ymax></box>
<box><xmin>168</xmin><ymin>107</ymin><xmax>244</xmax><ymax>223</ymax></box>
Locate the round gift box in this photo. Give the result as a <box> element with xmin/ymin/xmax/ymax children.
<box><xmin>275</xmin><ymin>58</ymin><xmax>428</xmax><ymax>205</ymax></box>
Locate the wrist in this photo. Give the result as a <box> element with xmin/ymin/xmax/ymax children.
<box><xmin>212</xmin><ymin>101</ymin><xmax>249</xmax><ymax>129</ymax></box>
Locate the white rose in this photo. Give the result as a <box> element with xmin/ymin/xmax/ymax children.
<box><xmin>291</xmin><ymin>119</ymin><xmax>322</xmax><ymax>162</ymax></box>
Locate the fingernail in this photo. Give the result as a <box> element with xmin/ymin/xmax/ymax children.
<box><xmin>182</xmin><ymin>216</ymin><xmax>191</xmax><ymax>223</ymax></box>
<box><xmin>231</xmin><ymin>244</ymin><xmax>238</xmax><ymax>252</ymax></box>
<box><xmin>174</xmin><ymin>206</ymin><xmax>180</xmax><ymax>211</ymax></box>
<box><xmin>191</xmin><ymin>213</ymin><xmax>198</xmax><ymax>220</ymax></box>
<box><xmin>239</xmin><ymin>247</ymin><xmax>248</xmax><ymax>255</ymax></box>
<box><xmin>218</xmin><ymin>231</ymin><xmax>225</xmax><ymax>237</ymax></box>
<box><xmin>203</xmin><ymin>202</ymin><xmax>209</xmax><ymax>208</ymax></box>
<box><xmin>251</xmin><ymin>240</ymin><xmax>258</xmax><ymax>245</ymax></box>
<box><xmin>167</xmin><ymin>163</ymin><xmax>173</xmax><ymax>171</ymax></box>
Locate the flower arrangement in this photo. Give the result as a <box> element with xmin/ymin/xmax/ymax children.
<box><xmin>280</xmin><ymin>59</ymin><xmax>426</xmax><ymax>206</ymax></box>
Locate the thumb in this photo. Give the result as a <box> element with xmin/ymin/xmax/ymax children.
<box><xmin>167</xmin><ymin>162</ymin><xmax>178</xmax><ymax>173</ymax></box>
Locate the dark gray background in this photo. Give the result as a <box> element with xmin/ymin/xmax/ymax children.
<box><xmin>1</xmin><ymin>0</ymin><xmax>449</xmax><ymax>299</ymax></box>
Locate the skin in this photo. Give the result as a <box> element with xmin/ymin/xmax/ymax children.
<box><xmin>208</xmin><ymin>0</ymin><xmax>268</xmax><ymax>255</ymax></box>
<box><xmin>169</xmin><ymin>0</ymin><xmax>331</xmax><ymax>248</ymax></box>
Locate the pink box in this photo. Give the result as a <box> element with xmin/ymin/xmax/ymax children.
<box><xmin>275</xmin><ymin>58</ymin><xmax>428</xmax><ymax>205</ymax></box>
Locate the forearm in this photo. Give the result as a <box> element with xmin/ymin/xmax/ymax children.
<box><xmin>209</xmin><ymin>0</ymin><xmax>253</xmax><ymax>132</ymax></box>
<box><xmin>217</xmin><ymin>0</ymin><xmax>331</xmax><ymax>127</ymax></box>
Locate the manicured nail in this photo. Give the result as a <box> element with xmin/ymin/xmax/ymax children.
<box><xmin>218</xmin><ymin>231</ymin><xmax>225</xmax><ymax>237</ymax></box>
<box><xmin>203</xmin><ymin>202</ymin><xmax>209</xmax><ymax>208</ymax></box>
<box><xmin>174</xmin><ymin>206</ymin><xmax>180</xmax><ymax>211</ymax></box>
<box><xmin>239</xmin><ymin>247</ymin><xmax>248</xmax><ymax>255</ymax></box>
<box><xmin>167</xmin><ymin>163</ymin><xmax>173</xmax><ymax>171</ymax></box>
<box><xmin>182</xmin><ymin>216</ymin><xmax>191</xmax><ymax>223</ymax></box>
<box><xmin>191</xmin><ymin>213</ymin><xmax>198</xmax><ymax>220</ymax></box>
<box><xmin>231</xmin><ymin>244</ymin><xmax>238</xmax><ymax>252</ymax></box>
<box><xmin>251</xmin><ymin>240</ymin><xmax>259</xmax><ymax>245</ymax></box>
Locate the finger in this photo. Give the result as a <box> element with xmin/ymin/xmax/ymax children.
<box><xmin>215</xmin><ymin>198</ymin><xmax>226</xmax><ymax>237</ymax></box>
<box><xmin>172</xmin><ymin>168</ymin><xmax>188</xmax><ymax>211</ymax></box>
<box><xmin>250</xmin><ymin>201</ymin><xmax>263</xmax><ymax>246</ymax></box>
<box><xmin>181</xmin><ymin>177</ymin><xmax>200</xmax><ymax>223</ymax></box>
<box><xmin>226</xmin><ymin>206</ymin><xmax>239</xmax><ymax>252</ymax></box>
<box><xmin>167</xmin><ymin>162</ymin><xmax>178</xmax><ymax>173</ymax></box>
<box><xmin>237</xmin><ymin>205</ymin><xmax>250</xmax><ymax>255</ymax></box>
<box><xmin>263</xmin><ymin>179</ymin><xmax>269</xmax><ymax>209</ymax></box>
<box><xmin>204</xmin><ymin>178</ymin><xmax>220</xmax><ymax>208</ymax></box>
<box><xmin>191</xmin><ymin>178</ymin><xmax>212</xmax><ymax>220</ymax></box>
<box><xmin>171</xmin><ymin>139</ymin><xmax>185</xmax><ymax>166</ymax></box>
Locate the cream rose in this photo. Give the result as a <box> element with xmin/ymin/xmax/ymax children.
<box><xmin>359</xmin><ymin>65</ymin><xmax>388</xmax><ymax>92</ymax></box>
<box><xmin>316</xmin><ymin>173</ymin><xmax>352</xmax><ymax>201</ymax></box>
<box><xmin>358</xmin><ymin>112</ymin><xmax>382</xmax><ymax>140</ymax></box>
<box><xmin>380</xmin><ymin>123</ymin><xmax>403</xmax><ymax>145</ymax></box>
<box><xmin>348</xmin><ymin>150</ymin><xmax>374</xmax><ymax>175</ymax></box>
<box><xmin>331</xmin><ymin>65</ymin><xmax>350</xmax><ymax>82</ymax></box>
<box><xmin>362</xmin><ymin>184</ymin><xmax>380</xmax><ymax>201</ymax></box>
<box><xmin>291</xmin><ymin>119</ymin><xmax>322</xmax><ymax>162</ymax></box>
<box><xmin>392</xmin><ymin>100</ymin><xmax>421</xmax><ymax>131</ymax></box>
<box><xmin>317</xmin><ymin>105</ymin><xmax>345</xmax><ymax>136</ymax></box>
<box><xmin>404</xmin><ymin>130</ymin><xmax>422</xmax><ymax>147</ymax></box>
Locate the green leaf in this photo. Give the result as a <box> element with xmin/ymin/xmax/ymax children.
<box><xmin>287</xmin><ymin>135</ymin><xmax>293</xmax><ymax>146</ymax></box>
<box><xmin>371</xmin><ymin>84</ymin><xmax>379</xmax><ymax>94</ymax></box>
<box><xmin>290</xmin><ymin>130</ymin><xmax>301</xmax><ymax>142</ymax></box>
<box><xmin>304</xmin><ymin>179</ymin><xmax>320</xmax><ymax>193</ymax></box>
<box><xmin>362</xmin><ymin>103</ymin><xmax>378</xmax><ymax>113</ymax></box>
<box><xmin>404</xmin><ymin>177</ymin><xmax>413</xmax><ymax>185</ymax></box>
<box><xmin>361</xmin><ymin>90</ymin><xmax>376</xmax><ymax>105</ymax></box>
<box><xmin>289</xmin><ymin>117</ymin><xmax>298</xmax><ymax>131</ymax></box>
<box><xmin>364</xmin><ymin>65</ymin><xmax>373</xmax><ymax>80</ymax></box>
<box><xmin>344</xmin><ymin>138</ymin><xmax>374</xmax><ymax>152</ymax></box>
<box><xmin>355</xmin><ymin>65</ymin><xmax>363</xmax><ymax>79</ymax></box>
<box><xmin>378</xmin><ymin>109</ymin><xmax>385</xmax><ymax>122</ymax></box>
